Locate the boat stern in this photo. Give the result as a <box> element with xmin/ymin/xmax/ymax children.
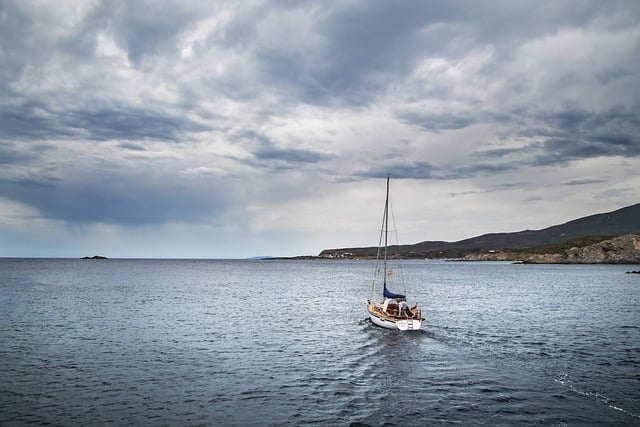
<box><xmin>396</xmin><ymin>318</ymin><xmax>422</xmax><ymax>331</ymax></box>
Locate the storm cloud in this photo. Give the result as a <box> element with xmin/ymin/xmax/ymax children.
<box><xmin>1</xmin><ymin>0</ymin><xmax>639</xmax><ymax>257</ymax></box>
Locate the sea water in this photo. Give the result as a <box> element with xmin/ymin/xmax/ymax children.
<box><xmin>1</xmin><ymin>258</ymin><xmax>639</xmax><ymax>426</ymax></box>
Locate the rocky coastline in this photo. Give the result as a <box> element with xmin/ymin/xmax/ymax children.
<box><xmin>461</xmin><ymin>234</ymin><xmax>640</xmax><ymax>264</ymax></box>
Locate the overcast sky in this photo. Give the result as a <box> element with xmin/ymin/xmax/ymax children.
<box><xmin>1</xmin><ymin>0</ymin><xmax>639</xmax><ymax>258</ymax></box>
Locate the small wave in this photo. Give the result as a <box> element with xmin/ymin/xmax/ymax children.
<box><xmin>607</xmin><ymin>404</ymin><xmax>640</xmax><ymax>420</ymax></box>
<box><xmin>555</xmin><ymin>373</ymin><xmax>640</xmax><ymax>421</ymax></box>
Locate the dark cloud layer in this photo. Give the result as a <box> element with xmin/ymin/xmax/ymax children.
<box><xmin>398</xmin><ymin>112</ymin><xmax>477</xmax><ymax>132</ymax></box>
<box><xmin>0</xmin><ymin>142</ymin><xmax>44</xmax><ymax>165</ymax></box>
<box><xmin>0</xmin><ymin>103</ymin><xmax>208</xmax><ymax>142</ymax></box>
<box><xmin>252</xmin><ymin>146</ymin><xmax>332</xmax><ymax>171</ymax></box>
<box><xmin>0</xmin><ymin>169</ymin><xmax>229</xmax><ymax>225</ymax></box>
<box><xmin>0</xmin><ymin>0</ymin><xmax>639</xmax><ymax>256</ymax></box>
<box><xmin>526</xmin><ymin>105</ymin><xmax>640</xmax><ymax>167</ymax></box>
<box><xmin>356</xmin><ymin>159</ymin><xmax>518</xmax><ymax>181</ymax></box>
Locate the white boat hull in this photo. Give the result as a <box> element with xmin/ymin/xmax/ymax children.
<box><xmin>367</xmin><ymin>305</ymin><xmax>422</xmax><ymax>331</ymax></box>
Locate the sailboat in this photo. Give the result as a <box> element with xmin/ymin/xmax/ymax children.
<box><xmin>366</xmin><ymin>177</ymin><xmax>423</xmax><ymax>331</ymax></box>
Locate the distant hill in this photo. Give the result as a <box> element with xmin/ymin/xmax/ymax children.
<box><xmin>319</xmin><ymin>203</ymin><xmax>640</xmax><ymax>258</ymax></box>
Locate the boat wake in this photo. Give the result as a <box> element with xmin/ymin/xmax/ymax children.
<box><xmin>555</xmin><ymin>373</ymin><xmax>640</xmax><ymax>421</ymax></box>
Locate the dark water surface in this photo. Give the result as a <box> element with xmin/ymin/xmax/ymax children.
<box><xmin>1</xmin><ymin>259</ymin><xmax>639</xmax><ymax>426</ymax></box>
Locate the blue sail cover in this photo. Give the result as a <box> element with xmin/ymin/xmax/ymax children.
<box><xmin>383</xmin><ymin>284</ymin><xmax>405</xmax><ymax>300</ymax></box>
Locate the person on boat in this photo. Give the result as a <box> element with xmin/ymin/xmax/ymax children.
<box><xmin>398</xmin><ymin>300</ymin><xmax>407</xmax><ymax>318</ymax></box>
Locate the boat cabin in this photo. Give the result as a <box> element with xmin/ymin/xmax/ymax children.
<box><xmin>381</xmin><ymin>298</ymin><xmax>412</xmax><ymax>317</ymax></box>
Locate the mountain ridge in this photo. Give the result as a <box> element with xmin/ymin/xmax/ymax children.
<box><xmin>319</xmin><ymin>202</ymin><xmax>640</xmax><ymax>259</ymax></box>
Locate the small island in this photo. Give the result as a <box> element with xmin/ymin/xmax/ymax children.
<box><xmin>81</xmin><ymin>255</ymin><xmax>108</xmax><ymax>260</ymax></box>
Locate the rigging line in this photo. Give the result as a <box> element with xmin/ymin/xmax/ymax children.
<box><xmin>389</xmin><ymin>193</ymin><xmax>407</xmax><ymax>295</ymax></box>
<box><xmin>370</xmin><ymin>184</ymin><xmax>387</xmax><ymax>300</ymax></box>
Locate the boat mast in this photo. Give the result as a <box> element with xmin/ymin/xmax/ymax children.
<box><xmin>383</xmin><ymin>176</ymin><xmax>389</xmax><ymax>290</ymax></box>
